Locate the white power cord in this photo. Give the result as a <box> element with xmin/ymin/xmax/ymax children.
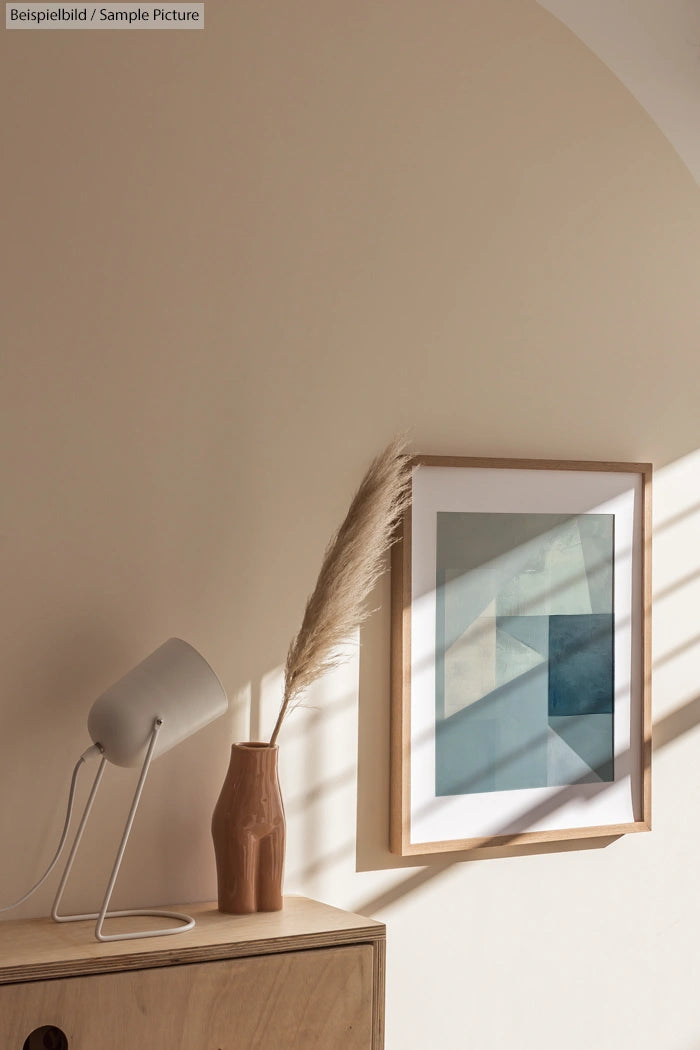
<box><xmin>0</xmin><ymin>744</ymin><xmax>103</xmax><ymax>914</ymax></box>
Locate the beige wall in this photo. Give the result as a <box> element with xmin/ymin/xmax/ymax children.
<box><xmin>538</xmin><ymin>0</ymin><xmax>700</xmax><ymax>183</ymax></box>
<box><xmin>2</xmin><ymin>3</ymin><xmax>700</xmax><ymax>1047</ymax></box>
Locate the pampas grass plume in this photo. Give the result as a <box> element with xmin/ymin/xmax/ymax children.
<box><xmin>269</xmin><ymin>437</ymin><xmax>410</xmax><ymax>745</ymax></box>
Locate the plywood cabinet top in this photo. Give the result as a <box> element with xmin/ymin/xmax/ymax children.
<box><xmin>0</xmin><ymin>897</ymin><xmax>385</xmax><ymax>985</ymax></box>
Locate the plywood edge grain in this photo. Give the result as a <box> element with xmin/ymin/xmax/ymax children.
<box><xmin>372</xmin><ymin>934</ymin><xmax>387</xmax><ymax>1049</ymax></box>
<box><xmin>0</xmin><ymin>897</ymin><xmax>385</xmax><ymax>985</ymax></box>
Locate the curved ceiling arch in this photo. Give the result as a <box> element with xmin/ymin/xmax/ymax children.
<box><xmin>537</xmin><ymin>0</ymin><xmax>700</xmax><ymax>183</ymax></box>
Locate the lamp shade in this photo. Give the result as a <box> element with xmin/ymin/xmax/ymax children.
<box><xmin>87</xmin><ymin>638</ymin><xmax>228</xmax><ymax>767</ymax></box>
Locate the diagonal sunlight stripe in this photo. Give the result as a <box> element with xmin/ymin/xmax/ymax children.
<box><xmin>355</xmin><ymin>692</ymin><xmax>699</xmax><ymax>917</ymax></box>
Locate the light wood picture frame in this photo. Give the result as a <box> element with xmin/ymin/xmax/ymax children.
<box><xmin>390</xmin><ymin>456</ymin><xmax>652</xmax><ymax>856</ymax></box>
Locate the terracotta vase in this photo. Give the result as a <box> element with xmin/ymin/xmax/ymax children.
<box><xmin>211</xmin><ymin>742</ymin><xmax>285</xmax><ymax>914</ymax></box>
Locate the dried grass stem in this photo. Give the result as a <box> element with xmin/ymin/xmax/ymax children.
<box><xmin>269</xmin><ymin>438</ymin><xmax>410</xmax><ymax>745</ymax></box>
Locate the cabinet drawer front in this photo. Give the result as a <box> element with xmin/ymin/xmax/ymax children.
<box><xmin>1</xmin><ymin>944</ymin><xmax>374</xmax><ymax>1050</ymax></box>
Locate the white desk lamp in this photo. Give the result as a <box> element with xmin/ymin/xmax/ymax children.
<box><xmin>49</xmin><ymin>638</ymin><xmax>228</xmax><ymax>942</ymax></box>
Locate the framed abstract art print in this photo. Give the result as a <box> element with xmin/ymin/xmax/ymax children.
<box><xmin>390</xmin><ymin>456</ymin><xmax>652</xmax><ymax>855</ymax></box>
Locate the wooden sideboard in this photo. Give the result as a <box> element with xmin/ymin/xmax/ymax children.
<box><xmin>0</xmin><ymin>897</ymin><xmax>385</xmax><ymax>1049</ymax></box>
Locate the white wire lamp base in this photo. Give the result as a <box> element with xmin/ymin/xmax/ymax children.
<box><xmin>52</xmin><ymin>718</ymin><xmax>195</xmax><ymax>942</ymax></box>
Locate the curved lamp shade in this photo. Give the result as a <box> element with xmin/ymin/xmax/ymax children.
<box><xmin>53</xmin><ymin>638</ymin><xmax>229</xmax><ymax>942</ymax></box>
<box><xmin>87</xmin><ymin>638</ymin><xmax>228</xmax><ymax>767</ymax></box>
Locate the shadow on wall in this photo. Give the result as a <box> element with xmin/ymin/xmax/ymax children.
<box><xmin>351</xmin><ymin>446</ymin><xmax>700</xmax><ymax>911</ymax></box>
<box><xmin>231</xmin><ymin>448</ymin><xmax>700</xmax><ymax>921</ymax></box>
<box><xmin>8</xmin><ymin>448</ymin><xmax>697</xmax><ymax>922</ymax></box>
<box><xmin>353</xmin><ymin>685</ymin><xmax>699</xmax><ymax>915</ymax></box>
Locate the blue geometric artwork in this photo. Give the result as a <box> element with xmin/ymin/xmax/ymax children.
<box><xmin>434</xmin><ymin>512</ymin><xmax>614</xmax><ymax>796</ymax></box>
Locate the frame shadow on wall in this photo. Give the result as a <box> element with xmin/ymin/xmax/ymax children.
<box><xmin>354</xmin><ymin>450</ymin><xmax>700</xmax><ymax>914</ymax></box>
<box><xmin>355</xmin><ymin>588</ymin><xmax>621</xmax><ymax>878</ymax></box>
